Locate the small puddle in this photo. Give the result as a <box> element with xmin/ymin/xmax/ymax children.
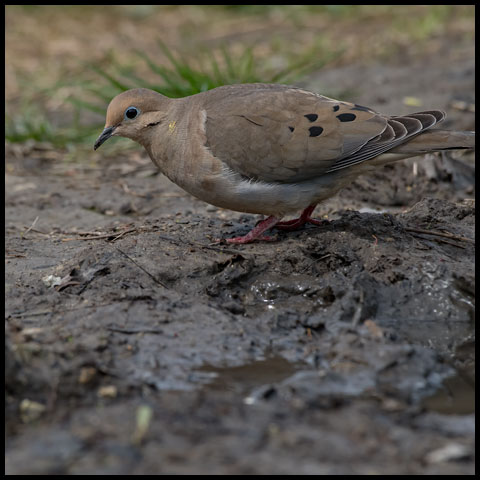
<box><xmin>197</xmin><ymin>358</ymin><xmax>475</xmax><ymax>414</ymax></box>
<box><xmin>197</xmin><ymin>356</ymin><xmax>301</xmax><ymax>395</ymax></box>
<box><xmin>422</xmin><ymin>373</ymin><xmax>475</xmax><ymax>415</ymax></box>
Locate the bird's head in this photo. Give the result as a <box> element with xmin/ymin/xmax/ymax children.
<box><xmin>94</xmin><ymin>88</ymin><xmax>167</xmax><ymax>150</ymax></box>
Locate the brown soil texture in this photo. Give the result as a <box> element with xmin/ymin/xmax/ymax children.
<box><xmin>5</xmin><ymin>47</ymin><xmax>475</xmax><ymax>475</ymax></box>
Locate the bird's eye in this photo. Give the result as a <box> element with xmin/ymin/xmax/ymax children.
<box><xmin>124</xmin><ymin>107</ymin><xmax>139</xmax><ymax>120</ymax></box>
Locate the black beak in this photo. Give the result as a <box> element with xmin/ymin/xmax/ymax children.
<box><xmin>94</xmin><ymin>126</ymin><xmax>115</xmax><ymax>150</ymax></box>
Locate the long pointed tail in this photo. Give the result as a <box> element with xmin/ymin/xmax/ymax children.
<box><xmin>390</xmin><ymin>129</ymin><xmax>475</xmax><ymax>154</ymax></box>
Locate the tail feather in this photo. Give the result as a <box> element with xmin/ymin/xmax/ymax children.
<box><xmin>390</xmin><ymin>129</ymin><xmax>475</xmax><ymax>154</ymax></box>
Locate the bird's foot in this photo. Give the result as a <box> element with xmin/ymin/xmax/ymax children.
<box><xmin>225</xmin><ymin>215</ymin><xmax>280</xmax><ymax>244</ymax></box>
<box><xmin>274</xmin><ymin>217</ymin><xmax>325</xmax><ymax>231</ymax></box>
<box><xmin>274</xmin><ymin>218</ymin><xmax>306</xmax><ymax>231</ymax></box>
<box><xmin>274</xmin><ymin>205</ymin><xmax>325</xmax><ymax>231</ymax></box>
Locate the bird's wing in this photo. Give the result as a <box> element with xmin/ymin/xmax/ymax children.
<box><xmin>203</xmin><ymin>84</ymin><xmax>444</xmax><ymax>183</ymax></box>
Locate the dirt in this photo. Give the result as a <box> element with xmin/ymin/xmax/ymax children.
<box><xmin>5</xmin><ymin>34</ymin><xmax>475</xmax><ymax>476</ymax></box>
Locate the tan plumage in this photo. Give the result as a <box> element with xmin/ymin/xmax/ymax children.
<box><xmin>95</xmin><ymin>84</ymin><xmax>475</xmax><ymax>243</ymax></box>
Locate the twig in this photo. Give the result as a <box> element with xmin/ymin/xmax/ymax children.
<box><xmin>112</xmin><ymin>245</ymin><xmax>169</xmax><ymax>289</ymax></box>
<box><xmin>106</xmin><ymin>326</ymin><xmax>164</xmax><ymax>334</ymax></box>
<box><xmin>62</xmin><ymin>228</ymin><xmax>138</xmax><ymax>242</ymax></box>
<box><xmin>6</xmin><ymin>248</ymin><xmax>27</xmax><ymax>258</ymax></box>
<box><xmin>112</xmin><ymin>228</ymin><xmax>137</xmax><ymax>241</ymax></box>
<box><xmin>21</xmin><ymin>216</ymin><xmax>39</xmax><ymax>239</ymax></box>
<box><xmin>72</xmin><ymin>230</ymin><xmax>108</xmax><ymax>236</ymax></box>
<box><xmin>7</xmin><ymin>302</ymin><xmax>121</xmax><ymax>318</ymax></box>
<box><xmin>405</xmin><ymin>227</ymin><xmax>474</xmax><ymax>244</ymax></box>
<box><xmin>351</xmin><ymin>290</ymin><xmax>365</xmax><ymax>327</ymax></box>
<box><xmin>26</xmin><ymin>227</ymin><xmax>49</xmax><ymax>235</ymax></box>
<box><xmin>429</xmin><ymin>237</ymin><xmax>466</xmax><ymax>249</ymax></box>
<box><xmin>198</xmin><ymin>242</ymin><xmax>254</xmax><ymax>256</ymax></box>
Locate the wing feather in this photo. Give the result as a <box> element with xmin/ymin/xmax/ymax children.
<box><xmin>202</xmin><ymin>84</ymin><xmax>444</xmax><ymax>182</ymax></box>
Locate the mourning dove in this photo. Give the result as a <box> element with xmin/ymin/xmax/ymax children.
<box><xmin>94</xmin><ymin>84</ymin><xmax>475</xmax><ymax>243</ymax></box>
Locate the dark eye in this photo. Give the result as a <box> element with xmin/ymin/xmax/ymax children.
<box><xmin>124</xmin><ymin>107</ymin><xmax>139</xmax><ymax>120</ymax></box>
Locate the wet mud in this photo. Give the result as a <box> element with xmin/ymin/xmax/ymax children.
<box><xmin>5</xmin><ymin>55</ymin><xmax>475</xmax><ymax>474</ymax></box>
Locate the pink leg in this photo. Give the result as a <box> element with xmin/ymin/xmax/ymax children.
<box><xmin>275</xmin><ymin>205</ymin><xmax>324</xmax><ymax>231</ymax></box>
<box><xmin>226</xmin><ymin>215</ymin><xmax>281</xmax><ymax>244</ymax></box>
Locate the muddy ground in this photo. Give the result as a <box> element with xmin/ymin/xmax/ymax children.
<box><xmin>5</xmin><ymin>27</ymin><xmax>475</xmax><ymax>477</ymax></box>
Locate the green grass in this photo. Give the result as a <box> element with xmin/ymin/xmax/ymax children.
<box><xmin>5</xmin><ymin>96</ymin><xmax>105</xmax><ymax>151</ymax></box>
<box><xmin>6</xmin><ymin>40</ymin><xmax>337</xmax><ymax>149</ymax></box>
<box><xmin>75</xmin><ymin>39</ymin><xmax>337</xmax><ymax>107</ymax></box>
<box><xmin>5</xmin><ymin>106</ymin><xmax>95</xmax><ymax>149</ymax></box>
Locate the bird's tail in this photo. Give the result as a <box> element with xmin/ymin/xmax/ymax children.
<box><xmin>390</xmin><ymin>129</ymin><xmax>475</xmax><ymax>154</ymax></box>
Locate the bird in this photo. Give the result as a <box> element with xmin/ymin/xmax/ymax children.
<box><xmin>94</xmin><ymin>83</ymin><xmax>475</xmax><ymax>244</ymax></box>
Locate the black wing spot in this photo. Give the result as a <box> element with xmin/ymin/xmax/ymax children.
<box><xmin>304</xmin><ymin>113</ymin><xmax>318</xmax><ymax>122</ymax></box>
<box><xmin>288</xmin><ymin>126</ymin><xmax>295</xmax><ymax>132</ymax></box>
<box><xmin>337</xmin><ymin>113</ymin><xmax>356</xmax><ymax>122</ymax></box>
<box><xmin>352</xmin><ymin>104</ymin><xmax>372</xmax><ymax>113</ymax></box>
<box><xmin>309</xmin><ymin>126</ymin><xmax>324</xmax><ymax>137</ymax></box>
<box><xmin>332</xmin><ymin>105</ymin><xmax>340</xmax><ymax>112</ymax></box>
